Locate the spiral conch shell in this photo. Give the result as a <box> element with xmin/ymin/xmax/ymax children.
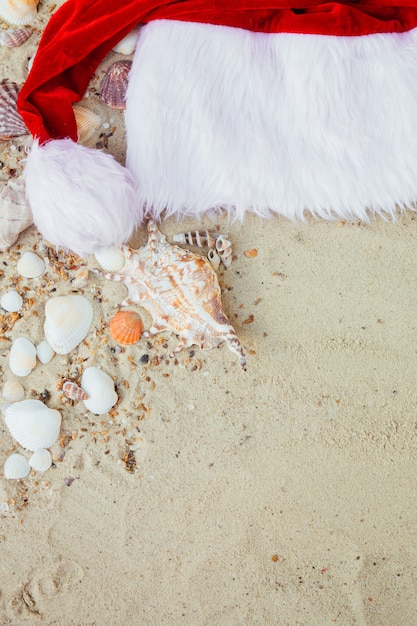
<box><xmin>0</xmin><ymin>178</ymin><xmax>33</xmax><ymax>250</ymax></box>
<box><xmin>0</xmin><ymin>0</ymin><xmax>39</xmax><ymax>26</ymax></box>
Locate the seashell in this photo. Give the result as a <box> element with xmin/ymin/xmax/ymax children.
<box><xmin>0</xmin><ymin>177</ymin><xmax>33</xmax><ymax>249</ymax></box>
<box><xmin>36</xmin><ymin>340</ymin><xmax>54</xmax><ymax>364</ymax></box>
<box><xmin>44</xmin><ymin>295</ymin><xmax>93</xmax><ymax>354</ymax></box>
<box><xmin>108</xmin><ymin>310</ymin><xmax>142</xmax><ymax>345</ymax></box>
<box><xmin>4</xmin><ymin>453</ymin><xmax>30</xmax><ymax>479</ymax></box>
<box><xmin>9</xmin><ymin>336</ymin><xmax>36</xmax><ymax>377</ymax></box>
<box><xmin>0</xmin><ymin>26</ymin><xmax>32</xmax><ymax>47</ymax></box>
<box><xmin>94</xmin><ymin>245</ymin><xmax>126</xmax><ymax>272</ymax></box>
<box><xmin>215</xmin><ymin>235</ymin><xmax>232</xmax><ymax>268</ymax></box>
<box><xmin>81</xmin><ymin>366</ymin><xmax>118</xmax><ymax>415</ymax></box>
<box><xmin>100</xmin><ymin>60</ymin><xmax>131</xmax><ymax>109</ymax></box>
<box><xmin>0</xmin><ymin>0</ymin><xmax>39</xmax><ymax>26</ymax></box>
<box><xmin>207</xmin><ymin>248</ymin><xmax>221</xmax><ymax>271</ymax></box>
<box><xmin>16</xmin><ymin>250</ymin><xmax>45</xmax><ymax>278</ymax></box>
<box><xmin>71</xmin><ymin>268</ymin><xmax>89</xmax><ymax>288</ymax></box>
<box><xmin>29</xmin><ymin>448</ymin><xmax>52</xmax><ymax>472</ymax></box>
<box><xmin>1</xmin><ymin>289</ymin><xmax>23</xmax><ymax>312</ymax></box>
<box><xmin>94</xmin><ymin>221</ymin><xmax>246</xmax><ymax>370</ymax></box>
<box><xmin>2</xmin><ymin>379</ymin><xmax>24</xmax><ymax>402</ymax></box>
<box><xmin>172</xmin><ymin>230</ymin><xmax>217</xmax><ymax>249</ymax></box>
<box><xmin>0</xmin><ymin>79</ymin><xmax>28</xmax><ymax>141</ymax></box>
<box><xmin>73</xmin><ymin>104</ymin><xmax>101</xmax><ymax>144</ymax></box>
<box><xmin>4</xmin><ymin>399</ymin><xmax>61</xmax><ymax>451</ymax></box>
<box><xmin>62</xmin><ymin>379</ymin><xmax>88</xmax><ymax>402</ymax></box>
<box><xmin>112</xmin><ymin>26</ymin><xmax>141</xmax><ymax>55</ymax></box>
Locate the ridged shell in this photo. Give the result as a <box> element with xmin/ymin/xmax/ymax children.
<box><xmin>36</xmin><ymin>340</ymin><xmax>54</xmax><ymax>364</ymax></box>
<box><xmin>17</xmin><ymin>250</ymin><xmax>45</xmax><ymax>278</ymax></box>
<box><xmin>207</xmin><ymin>248</ymin><xmax>221</xmax><ymax>271</ymax></box>
<box><xmin>215</xmin><ymin>235</ymin><xmax>232</xmax><ymax>268</ymax></box>
<box><xmin>4</xmin><ymin>453</ymin><xmax>30</xmax><ymax>479</ymax></box>
<box><xmin>81</xmin><ymin>366</ymin><xmax>118</xmax><ymax>415</ymax></box>
<box><xmin>0</xmin><ymin>0</ymin><xmax>38</xmax><ymax>26</ymax></box>
<box><xmin>0</xmin><ymin>178</ymin><xmax>33</xmax><ymax>249</ymax></box>
<box><xmin>94</xmin><ymin>245</ymin><xmax>126</xmax><ymax>272</ymax></box>
<box><xmin>173</xmin><ymin>230</ymin><xmax>217</xmax><ymax>249</ymax></box>
<box><xmin>4</xmin><ymin>399</ymin><xmax>61</xmax><ymax>451</ymax></box>
<box><xmin>1</xmin><ymin>289</ymin><xmax>23</xmax><ymax>312</ymax></box>
<box><xmin>62</xmin><ymin>379</ymin><xmax>88</xmax><ymax>402</ymax></box>
<box><xmin>0</xmin><ymin>26</ymin><xmax>32</xmax><ymax>47</ymax></box>
<box><xmin>2</xmin><ymin>379</ymin><xmax>24</xmax><ymax>402</ymax></box>
<box><xmin>100</xmin><ymin>61</ymin><xmax>131</xmax><ymax>109</ymax></box>
<box><xmin>29</xmin><ymin>448</ymin><xmax>52</xmax><ymax>472</ymax></box>
<box><xmin>44</xmin><ymin>295</ymin><xmax>93</xmax><ymax>355</ymax></box>
<box><xmin>0</xmin><ymin>79</ymin><xmax>28</xmax><ymax>140</ymax></box>
<box><xmin>9</xmin><ymin>336</ymin><xmax>36</xmax><ymax>377</ymax></box>
<box><xmin>112</xmin><ymin>26</ymin><xmax>141</xmax><ymax>55</ymax></box>
<box><xmin>73</xmin><ymin>105</ymin><xmax>101</xmax><ymax>144</ymax></box>
<box><xmin>109</xmin><ymin>310</ymin><xmax>142</xmax><ymax>345</ymax></box>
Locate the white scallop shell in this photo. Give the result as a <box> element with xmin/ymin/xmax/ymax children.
<box><xmin>36</xmin><ymin>340</ymin><xmax>54</xmax><ymax>364</ymax></box>
<box><xmin>0</xmin><ymin>0</ymin><xmax>39</xmax><ymax>26</ymax></box>
<box><xmin>4</xmin><ymin>453</ymin><xmax>30</xmax><ymax>479</ymax></box>
<box><xmin>94</xmin><ymin>245</ymin><xmax>126</xmax><ymax>272</ymax></box>
<box><xmin>44</xmin><ymin>295</ymin><xmax>93</xmax><ymax>355</ymax></box>
<box><xmin>81</xmin><ymin>366</ymin><xmax>118</xmax><ymax>415</ymax></box>
<box><xmin>112</xmin><ymin>26</ymin><xmax>141</xmax><ymax>55</ymax></box>
<box><xmin>16</xmin><ymin>250</ymin><xmax>45</xmax><ymax>278</ymax></box>
<box><xmin>2</xmin><ymin>379</ymin><xmax>24</xmax><ymax>402</ymax></box>
<box><xmin>4</xmin><ymin>399</ymin><xmax>61</xmax><ymax>451</ymax></box>
<box><xmin>0</xmin><ymin>289</ymin><xmax>23</xmax><ymax>312</ymax></box>
<box><xmin>29</xmin><ymin>448</ymin><xmax>52</xmax><ymax>472</ymax></box>
<box><xmin>9</xmin><ymin>336</ymin><xmax>36</xmax><ymax>377</ymax></box>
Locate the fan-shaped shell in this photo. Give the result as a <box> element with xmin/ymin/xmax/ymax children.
<box><xmin>0</xmin><ymin>26</ymin><xmax>32</xmax><ymax>47</ymax></box>
<box><xmin>1</xmin><ymin>289</ymin><xmax>23</xmax><ymax>312</ymax></box>
<box><xmin>109</xmin><ymin>310</ymin><xmax>142</xmax><ymax>345</ymax></box>
<box><xmin>81</xmin><ymin>366</ymin><xmax>118</xmax><ymax>415</ymax></box>
<box><xmin>36</xmin><ymin>340</ymin><xmax>54</xmax><ymax>364</ymax></box>
<box><xmin>9</xmin><ymin>336</ymin><xmax>36</xmax><ymax>377</ymax></box>
<box><xmin>29</xmin><ymin>448</ymin><xmax>52</xmax><ymax>472</ymax></box>
<box><xmin>0</xmin><ymin>79</ymin><xmax>28</xmax><ymax>140</ymax></box>
<box><xmin>4</xmin><ymin>453</ymin><xmax>30</xmax><ymax>479</ymax></box>
<box><xmin>16</xmin><ymin>250</ymin><xmax>45</xmax><ymax>278</ymax></box>
<box><xmin>73</xmin><ymin>105</ymin><xmax>101</xmax><ymax>144</ymax></box>
<box><xmin>44</xmin><ymin>295</ymin><xmax>93</xmax><ymax>354</ymax></box>
<box><xmin>94</xmin><ymin>245</ymin><xmax>126</xmax><ymax>272</ymax></box>
<box><xmin>0</xmin><ymin>178</ymin><xmax>33</xmax><ymax>249</ymax></box>
<box><xmin>0</xmin><ymin>0</ymin><xmax>38</xmax><ymax>26</ymax></box>
<box><xmin>112</xmin><ymin>26</ymin><xmax>140</xmax><ymax>55</ymax></box>
<box><xmin>100</xmin><ymin>61</ymin><xmax>131</xmax><ymax>109</ymax></box>
<box><xmin>4</xmin><ymin>399</ymin><xmax>61</xmax><ymax>451</ymax></box>
<box><xmin>2</xmin><ymin>379</ymin><xmax>24</xmax><ymax>402</ymax></box>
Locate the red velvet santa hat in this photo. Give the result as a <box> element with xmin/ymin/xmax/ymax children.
<box><xmin>16</xmin><ymin>0</ymin><xmax>417</xmax><ymax>255</ymax></box>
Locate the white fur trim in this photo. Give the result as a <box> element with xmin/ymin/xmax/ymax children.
<box><xmin>126</xmin><ymin>21</ymin><xmax>417</xmax><ymax>221</ymax></box>
<box><xmin>24</xmin><ymin>139</ymin><xmax>139</xmax><ymax>255</ymax></box>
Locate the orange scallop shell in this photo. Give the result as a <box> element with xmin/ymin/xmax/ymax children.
<box><xmin>109</xmin><ymin>310</ymin><xmax>142</xmax><ymax>345</ymax></box>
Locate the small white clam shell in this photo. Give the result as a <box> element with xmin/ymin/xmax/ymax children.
<box><xmin>112</xmin><ymin>26</ymin><xmax>141</xmax><ymax>55</ymax></box>
<box><xmin>9</xmin><ymin>336</ymin><xmax>37</xmax><ymax>377</ymax></box>
<box><xmin>4</xmin><ymin>399</ymin><xmax>61</xmax><ymax>451</ymax></box>
<box><xmin>16</xmin><ymin>251</ymin><xmax>45</xmax><ymax>278</ymax></box>
<box><xmin>81</xmin><ymin>366</ymin><xmax>118</xmax><ymax>415</ymax></box>
<box><xmin>0</xmin><ymin>289</ymin><xmax>23</xmax><ymax>312</ymax></box>
<box><xmin>2</xmin><ymin>379</ymin><xmax>24</xmax><ymax>402</ymax></box>
<box><xmin>94</xmin><ymin>245</ymin><xmax>126</xmax><ymax>272</ymax></box>
<box><xmin>29</xmin><ymin>448</ymin><xmax>52</xmax><ymax>472</ymax></box>
<box><xmin>36</xmin><ymin>340</ymin><xmax>54</xmax><ymax>364</ymax></box>
<box><xmin>44</xmin><ymin>295</ymin><xmax>93</xmax><ymax>354</ymax></box>
<box><xmin>4</xmin><ymin>453</ymin><xmax>30</xmax><ymax>479</ymax></box>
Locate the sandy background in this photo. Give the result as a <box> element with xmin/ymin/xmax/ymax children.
<box><xmin>1</xmin><ymin>2</ymin><xmax>417</xmax><ymax>624</ymax></box>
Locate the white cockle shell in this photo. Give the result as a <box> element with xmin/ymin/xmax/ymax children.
<box><xmin>4</xmin><ymin>453</ymin><xmax>30</xmax><ymax>479</ymax></box>
<box><xmin>0</xmin><ymin>289</ymin><xmax>23</xmax><ymax>312</ymax></box>
<box><xmin>9</xmin><ymin>336</ymin><xmax>37</xmax><ymax>377</ymax></box>
<box><xmin>4</xmin><ymin>399</ymin><xmax>61</xmax><ymax>451</ymax></box>
<box><xmin>2</xmin><ymin>379</ymin><xmax>24</xmax><ymax>402</ymax></box>
<box><xmin>94</xmin><ymin>245</ymin><xmax>126</xmax><ymax>272</ymax></box>
<box><xmin>36</xmin><ymin>340</ymin><xmax>54</xmax><ymax>364</ymax></box>
<box><xmin>81</xmin><ymin>366</ymin><xmax>117</xmax><ymax>415</ymax></box>
<box><xmin>29</xmin><ymin>448</ymin><xmax>52</xmax><ymax>472</ymax></box>
<box><xmin>44</xmin><ymin>295</ymin><xmax>93</xmax><ymax>354</ymax></box>
<box><xmin>16</xmin><ymin>250</ymin><xmax>45</xmax><ymax>278</ymax></box>
<box><xmin>112</xmin><ymin>26</ymin><xmax>141</xmax><ymax>55</ymax></box>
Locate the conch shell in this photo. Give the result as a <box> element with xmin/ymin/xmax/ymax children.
<box><xmin>0</xmin><ymin>178</ymin><xmax>33</xmax><ymax>249</ymax></box>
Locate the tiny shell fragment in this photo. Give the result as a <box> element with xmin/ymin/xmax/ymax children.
<box><xmin>244</xmin><ymin>248</ymin><xmax>258</xmax><ymax>257</ymax></box>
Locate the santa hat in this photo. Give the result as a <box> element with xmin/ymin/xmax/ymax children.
<box><xmin>17</xmin><ymin>0</ymin><xmax>417</xmax><ymax>255</ymax></box>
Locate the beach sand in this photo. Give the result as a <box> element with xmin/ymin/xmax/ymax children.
<box><xmin>1</xmin><ymin>3</ymin><xmax>417</xmax><ymax>624</ymax></box>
